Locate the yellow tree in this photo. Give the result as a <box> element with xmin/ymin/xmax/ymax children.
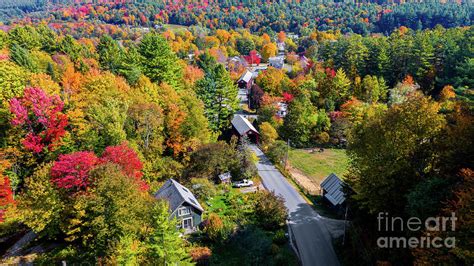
<box><xmin>261</xmin><ymin>43</ymin><xmax>277</xmax><ymax>62</ymax></box>
<box><xmin>256</xmin><ymin>67</ymin><xmax>290</xmax><ymax>96</ymax></box>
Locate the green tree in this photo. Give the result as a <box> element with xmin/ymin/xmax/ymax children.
<box><xmin>254</xmin><ymin>191</ymin><xmax>288</xmax><ymax>230</ymax></box>
<box><xmin>411</xmin><ymin>32</ymin><xmax>435</xmax><ymax>93</ymax></box>
<box><xmin>347</xmin><ymin>94</ymin><xmax>445</xmax><ymax>214</ymax></box>
<box><xmin>117</xmin><ymin>46</ymin><xmax>142</xmax><ymax>85</ymax></box>
<box><xmin>145</xmin><ymin>200</ymin><xmax>190</xmax><ymax>264</ymax></box>
<box><xmin>332</xmin><ymin>68</ymin><xmax>352</xmax><ymax>106</ymax></box>
<box><xmin>267</xmin><ymin>140</ymin><xmax>287</xmax><ymax>164</ymax></box>
<box><xmin>138</xmin><ymin>33</ymin><xmax>183</xmax><ymax>89</ymax></box>
<box><xmin>10</xmin><ymin>44</ymin><xmax>37</xmax><ymax>72</ymax></box>
<box><xmin>79</xmin><ymin>164</ymin><xmax>153</xmax><ymax>257</ymax></box>
<box><xmin>87</xmin><ymin>96</ymin><xmax>128</xmax><ymax>151</ymax></box>
<box><xmin>97</xmin><ymin>35</ymin><xmax>122</xmax><ymax>73</ymax></box>
<box><xmin>282</xmin><ymin>94</ymin><xmax>329</xmax><ymax>147</ymax></box>
<box><xmin>0</xmin><ymin>30</ymin><xmax>7</xmax><ymax>49</ymax></box>
<box><xmin>0</xmin><ymin>61</ymin><xmax>28</xmax><ymax>104</ymax></box>
<box><xmin>236</xmin><ymin>38</ymin><xmax>255</xmax><ymax>55</ymax></box>
<box><xmin>58</xmin><ymin>35</ymin><xmax>83</xmax><ymax>63</ymax></box>
<box><xmin>15</xmin><ymin>163</ymin><xmax>64</xmax><ymax>237</ymax></box>
<box><xmin>185</xmin><ymin>142</ymin><xmax>238</xmax><ymax>181</ymax></box>
<box><xmin>195</xmin><ymin>64</ymin><xmax>238</xmax><ymax>132</ymax></box>
<box><xmin>8</xmin><ymin>25</ymin><xmax>41</xmax><ymax>50</ymax></box>
<box><xmin>356</xmin><ymin>75</ymin><xmax>388</xmax><ymax>103</ymax></box>
<box><xmin>125</xmin><ymin>102</ymin><xmax>164</xmax><ymax>157</ymax></box>
<box><xmin>260</xmin><ymin>122</ymin><xmax>278</xmax><ymax>148</ymax></box>
<box><xmin>37</xmin><ymin>24</ymin><xmax>59</xmax><ymax>53</ymax></box>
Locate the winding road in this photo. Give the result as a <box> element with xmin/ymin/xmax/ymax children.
<box><xmin>249</xmin><ymin>145</ymin><xmax>340</xmax><ymax>266</ymax></box>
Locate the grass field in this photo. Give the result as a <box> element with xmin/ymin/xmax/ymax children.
<box><xmin>163</xmin><ymin>24</ymin><xmax>189</xmax><ymax>33</ymax></box>
<box><xmin>288</xmin><ymin>148</ymin><xmax>349</xmax><ymax>185</ymax></box>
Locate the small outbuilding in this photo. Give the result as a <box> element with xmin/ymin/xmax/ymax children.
<box><xmin>155</xmin><ymin>179</ymin><xmax>204</xmax><ymax>233</ymax></box>
<box><xmin>320</xmin><ymin>173</ymin><xmax>346</xmax><ymax>207</ymax></box>
<box><xmin>218</xmin><ymin>172</ymin><xmax>232</xmax><ymax>184</ymax></box>
<box><xmin>231</xmin><ymin>115</ymin><xmax>260</xmax><ymax>144</ymax></box>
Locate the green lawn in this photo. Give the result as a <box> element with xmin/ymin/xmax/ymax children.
<box><xmin>288</xmin><ymin>148</ymin><xmax>349</xmax><ymax>184</ymax></box>
<box><xmin>163</xmin><ymin>24</ymin><xmax>189</xmax><ymax>33</ymax></box>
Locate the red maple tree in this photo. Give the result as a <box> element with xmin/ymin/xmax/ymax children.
<box><xmin>101</xmin><ymin>143</ymin><xmax>149</xmax><ymax>190</ymax></box>
<box><xmin>244</xmin><ymin>50</ymin><xmax>261</xmax><ymax>65</ymax></box>
<box><xmin>9</xmin><ymin>87</ymin><xmax>68</xmax><ymax>153</ymax></box>
<box><xmin>51</xmin><ymin>151</ymin><xmax>99</xmax><ymax>191</ymax></box>
<box><xmin>282</xmin><ymin>92</ymin><xmax>294</xmax><ymax>102</ymax></box>
<box><xmin>0</xmin><ymin>176</ymin><xmax>14</xmax><ymax>222</ymax></box>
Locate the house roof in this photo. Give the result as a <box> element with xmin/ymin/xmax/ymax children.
<box><xmin>155</xmin><ymin>179</ymin><xmax>204</xmax><ymax>213</ymax></box>
<box><xmin>238</xmin><ymin>70</ymin><xmax>253</xmax><ymax>83</ymax></box>
<box><xmin>320</xmin><ymin>173</ymin><xmax>346</xmax><ymax>206</ymax></box>
<box><xmin>269</xmin><ymin>56</ymin><xmax>284</xmax><ymax>64</ymax></box>
<box><xmin>231</xmin><ymin>115</ymin><xmax>259</xmax><ymax>136</ymax></box>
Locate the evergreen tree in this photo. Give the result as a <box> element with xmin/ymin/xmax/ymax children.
<box><xmin>146</xmin><ymin>201</ymin><xmax>191</xmax><ymax>264</ymax></box>
<box><xmin>117</xmin><ymin>46</ymin><xmax>142</xmax><ymax>86</ymax></box>
<box><xmin>10</xmin><ymin>44</ymin><xmax>37</xmax><ymax>72</ymax></box>
<box><xmin>97</xmin><ymin>35</ymin><xmax>122</xmax><ymax>73</ymax></box>
<box><xmin>196</xmin><ymin>64</ymin><xmax>238</xmax><ymax>132</ymax></box>
<box><xmin>138</xmin><ymin>33</ymin><xmax>183</xmax><ymax>89</ymax></box>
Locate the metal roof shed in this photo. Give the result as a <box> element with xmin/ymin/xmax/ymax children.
<box><xmin>320</xmin><ymin>173</ymin><xmax>346</xmax><ymax>206</ymax></box>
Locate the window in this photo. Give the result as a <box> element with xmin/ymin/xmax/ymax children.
<box><xmin>178</xmin><ymin>207</ymin><xmax>191</xmax><ymax>216</ymax></box>
<box><xmin>182</xmin><ymin>217</ymin><xmax>193</xmax><ymax>229</ymax></box>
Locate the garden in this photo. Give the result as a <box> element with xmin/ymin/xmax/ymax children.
<box><xmin>187</xmin><ymin>180</ymin><xmax>298</xmax><ymax>265</ymax></box>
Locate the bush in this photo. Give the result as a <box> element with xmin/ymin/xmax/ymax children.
<box><xmin>190</xmin><ymin>178</ymin><xmax>217</xmax><ymax>200</ymax></box>
<box><xmin>254</xmin><ymin>191</ymin><xmax>288</xmax><ymax>230</ymax></box>
<box><xmin>267</xmin><ymin>140</ymin><xmax>287</xmax><ymax>165</ymax></box>
<box><xmin>273</xmin><ymin>229</ymin><xmax>287</xmax><ymax>245</ymax></box>
<box><xmin>203</xmin><ymin>213</ymin><xmax>224</xmax><ymax>242</ymax></box>
<box><xmin>189</xmin><ymin>246</ymin><xmax>212</xmax><ymax>264</ymax></box>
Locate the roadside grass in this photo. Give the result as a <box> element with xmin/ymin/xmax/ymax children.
<box><xmin>288</xmin><ymin>148</ymin><xmax>349</xmax><ymax>185</ymax></box>
<box><xmin>274</xmin><ymin>155</ymin><xmax>342</xmax><ymax>219</ymax></box>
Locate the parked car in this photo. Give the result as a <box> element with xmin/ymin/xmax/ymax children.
<box><xmin>232</xmin><ymin>179</ymin><xmax>254</xmax><ymax>188</ymax></box>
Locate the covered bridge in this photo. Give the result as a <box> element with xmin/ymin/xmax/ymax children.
<box><xmin>231</xmin><ymin>115</ymin><xmax>260</xmax><ymax>143</ymax></box>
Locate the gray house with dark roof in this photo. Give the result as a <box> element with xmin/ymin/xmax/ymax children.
<box><xmin>320</xmin><ymin>173</ymin><xmax>346</xmax><ymax>207</ymax></box>
<box><xmin>155</xmin><ymin>179</ymin><xmax>204</xmax><ymax>233</ymax></box>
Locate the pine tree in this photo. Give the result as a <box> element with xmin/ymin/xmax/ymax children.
<box><xmin>146</xmin><ymin>201</ymin><xmax>191</xmax><ymax>264</ymax></box>
<box><xmin>97</xmin><ymin>35</ymin><xmax>122</xmax><ymax>73</ymax></box>
<box><xmin>196</xmin><ymin>64</ymin><xmax>238</xmax><ymax>132</ymax></box>
<box><xmin>138</xmin><ymin>33</ymin><xmax>183</xmax><ymax>89</ymax></box>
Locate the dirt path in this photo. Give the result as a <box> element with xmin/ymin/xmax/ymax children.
<box><xmin>288</xmin><ymin>166</ymin><xmax>320</xmax><ymax>195</ymax></box>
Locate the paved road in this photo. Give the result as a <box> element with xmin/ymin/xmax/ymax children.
<box><xmin>249</xmin><ymin>145</ymin><xmax>340</xmax><ymax>266</ymax></box>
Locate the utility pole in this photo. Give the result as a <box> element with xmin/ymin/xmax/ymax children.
<box><xmin>342</xmin><ymin>205</ymin><xmax>349</xmax><ymax>246</ymax></box>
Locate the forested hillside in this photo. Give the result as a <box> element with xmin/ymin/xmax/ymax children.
<box><xmin>1</xmin><ymin>0</ymin><xmax>472</xmax><ymax>34</ymax></box>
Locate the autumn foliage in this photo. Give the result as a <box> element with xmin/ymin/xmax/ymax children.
<box><xmin>9</xmin><ymin>87</ymin><xmax>68</xmax><ymax>153</ymax></box>
<box><xmin>51</xmin><ymin>151</ymin><xmax>99</xmax><ymax>190</ymax></box>
<box><xmin>244</xmin><ymin>50</ymin><xmax>261</xmax><ymax>65</ymax></box>
<box><xmin>101</xmin><ymin>143</ymin><xmax>148</xmax><ymax>190</ymax></box>
<box><xmin>51</xmin><ymin>143</ymin><xmax>148</xmax><ymax>192</ymax></box>
<box><xmin>0</xmin><ymin>176</ymin><xmax>14</xmax><ymax>222</ymax></box>
<box><xmin>189</xmin><ymin>246</ymin><xmax>212</xmax><ymax>263</ymax></box>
